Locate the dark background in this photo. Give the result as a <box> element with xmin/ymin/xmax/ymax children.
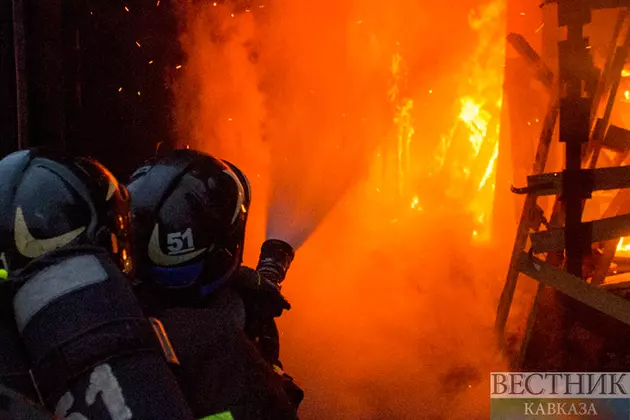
<box><xmin>1</xmin><ymin>0</ymin><xmax>183</xmax><ymax>178</ymax></box>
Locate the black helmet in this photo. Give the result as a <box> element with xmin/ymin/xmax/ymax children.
<box><xmin>127</xmin><ymin>149</ymin><xmax>250</xmax><ymax>296</ymax></box>
<box><xmin>0</xmin><ymin>149</ymin><xmax>133</xmax><ymax>275</ymax></box>
<box><xmin>221</xmin><ymin>158</ymin><xmax>251</xmax><ymax>223</ymax></box>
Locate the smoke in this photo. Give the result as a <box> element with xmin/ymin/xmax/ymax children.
<box><xmin>174</xmin><ymin>0</ymin><xmax>512</xmax><ymax>418</ymax></box>
<box><xmin>174</xmin><ymin>2</ymin><xmax>270</xmax><ymax>263</ymax></box>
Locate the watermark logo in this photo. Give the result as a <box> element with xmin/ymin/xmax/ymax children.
<box><xmin>491</xmin><ymin>373</ymin><xmax>630</xmax><ymax>419</ymax></box>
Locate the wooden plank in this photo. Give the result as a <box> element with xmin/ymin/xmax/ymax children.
<box><xmin>494</xmin><ymin>95</ymin><xmax>559</xmax><ymax>340</ymax></box>
<box><xmin>590</xmin><ymin>9</ymin><xmax>628</xmax><ymax>126</ymax></box>
<box><xmin>523</xmin><ymin>165</ymin><xmax>630</xmax><ymax>196</ymax></box>
<box><xmin>591</xmin><ymin>184</ymin><xmax>630</xmax><ymax>285</ymax></box>
<box><xmin>513</xmin><ymin>282</ymin><xmax>544</xmax><ymax>370</ymax></box>
<box><xmin>602</xmin><ymin>125</ymin><xmax>630</xmax><ymax>152</ymax></box>
<box><xmin>515</xmin><ymin>252</ymin><xmax>630</xmax><ymax>326</ymax></box>
<box><xmin>530</xmin><ymin>213</ymin><xmax>630</xmax><ymax>253</ymax></box>
<box><xmin>515</xmin><ymin>9</ymin><xmax>629</xmax><ymax>370</ymax></box>
<box><xmin>507</xmin><ymin>33</ymin><xmax>554</xmax><ymax>90</ymax></box>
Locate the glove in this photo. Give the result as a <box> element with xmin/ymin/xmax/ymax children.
<box><xmin>232</xmin><ymin>266</ymin><xmax>291</xmax><ymax>318</ymax></box>
<box><xmin>272</xmin><ymin>364</ymin><xmax>304</xmax><ymax>409</ymax></box>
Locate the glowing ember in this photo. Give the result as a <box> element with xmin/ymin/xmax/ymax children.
<box><xmin>617</xmin><ymin>237</ymin><xmax>630</xmax><ymax>255</ymax></box>
<box><xmin>410</xmin><ymin>195</ymin><xmax>422</xmax><ymax>210</ymax></box>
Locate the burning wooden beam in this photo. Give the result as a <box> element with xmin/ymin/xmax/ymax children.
<box><xmin>521</xmin><ymin>165</ymin><xmax>630</xmax><ymax>196</ymax></box>
<box><xmin>516</xmin><ymin>252</ymin><xmax>630</xmax><ymax>326</ymax></box>
<box><xmin>507</xmin><ymin>33</ymin><xmax>554</xmax><ymax>91</ymax></box>
<box><xmin>530</xmin><ymin>213</ymin><xmax>630</xmax><ymax>253</ymax></box>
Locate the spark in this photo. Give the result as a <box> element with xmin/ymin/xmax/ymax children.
<box><xmin>149</xmin><ymin>60</ymin><xmax>154</xmax><ymax>64</ymax></box>
<box><xmin>625</xmin><ymin>90</ymin><xmax>630</xmax><ymax>101</ymax></box>
<box><xmin>118</xmin><ymin>87</ymin><xmax>123</xmax><ymax>92</ymax></box>
<box><xmin>137</xmin><ymin>91</ymin><xmax>141</xmax><ymax>96</ymax></box>
<box><xmin>136</xmin><ymin>41</ymin><xmax>141</xmax><ymax>48</ymax></box>
<box><xmin>176</xmin><ymin>65</ymin><xmax>182</xmax><ymax>69</ymax></box>
<box><xmin>228</xmin><ymin>117</ymin><xmax>233</xmax><ymax>121</ymax></box>
<box><xmin>535</xmin><ymin>22</ymin><xmax>544</xmax><ymax>33</ymax></box>
<box><xmin>429</xmin><ymin>89</ymin><xmax>433</xmax><ymax>94</ymax></box>
<box><xmin>231</xmin><ymin>13</ymin><xmax>235</xmax><ymax>17</ymax></box>
<box><xmin>623</xmin><ymin>69</ymin><xmax>630</xmax><ymax>77</ymax></box>
<box><xmin>90</xmin><ymin>11</ymin><xmax>94</xmax><ymax>15</ymax></box>
<box><xmin>124</xmin><ymin>6</ymin><xmax>130</xmax><ymax>12</ymax></box>
<box><xmin>156</xmin><ymin>0</ymin><xmax>160</xmax><ymax>5</ymax></box>
<box><xmin>520</xmin><ymin>12</ymin><xmax>525</xmax><ymax>15</ymax></box>
<box><xmin>212</xmin><ymin>2</ymin><xmax>217</xmax><ymax>5</ymax></box>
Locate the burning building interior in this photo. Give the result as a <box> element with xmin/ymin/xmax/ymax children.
<box><xmin>4</xmin><ymin>0</ymin><xmax>630</xmax><ymax>418</ymax></box>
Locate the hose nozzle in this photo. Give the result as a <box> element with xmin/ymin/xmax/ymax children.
<box><xmin>256</xmin><ymin>239</ymin><xmax>295</xmax><ymax>286</ymax></box>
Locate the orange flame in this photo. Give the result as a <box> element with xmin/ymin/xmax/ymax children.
<box><xmin>175</xmin><ymin>0</ymin><xmax>509</xmax><ymax>417</ymax></box>
<box><xmin>372</xmin><ymin>0</ymin><xmax>505</xmax><ymax>241</ymax></box>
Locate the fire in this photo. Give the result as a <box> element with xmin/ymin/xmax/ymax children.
<box><xmin>617</xmin><ymin>237</ymin><xmax>630</xmax><ymax>255</ymax></box>
<box><xmin>175</xmin><ymin>0</ymin><xmax>509</xmax><ymax>417</ymax></box>
<box><xmin>373</xmin><ymin>0</ymin><xmax>505</xmax><ymax>242</ymax></box>
<box><xmin>387</xmin><ymin>52</ymin><xmax>415</xmax><ymax>196</ymax></box>
<box><xmin>458</xmin><ymin>97</ymin><xmax>491</xmax><ymax>156</ymax></box>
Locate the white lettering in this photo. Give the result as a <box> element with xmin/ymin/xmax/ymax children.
<box><xmin>54</xmin><ymin>364</ymin><xmax>132</xmax><ymax>420</ymax></box>
<box><xmin>522</xmin><ymin>402</ymin><xmax>599</xmax><ymax>416</ymax></box>
<box><xmin>167</xmin><ymin>228</ymin><xmax>195</xmax><ymax>254</ymax></box>
<box><xmin>85</xmin><ymin>364</ymin><xmax>132</xmax><ymax>420</ymax></box>
<box><xmin>55</xmin><ymin>391</ymin><xmax>88</xmax><ymax>420</ymax></box>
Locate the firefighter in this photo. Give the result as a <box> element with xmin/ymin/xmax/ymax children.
<box><xmin>127</xmin><ymin>149</ymin><xmax>302</xmax><ymax>419</ymax></box>
<box><xmin>0</xmin><ymin>149</ymin><xmax>196</xmax><ymax>419</ymax></box>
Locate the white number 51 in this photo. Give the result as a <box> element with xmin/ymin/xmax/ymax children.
<box><xmin>55</xmin><ymin>364</ymin><xmax>132</xmax><ymax>420</ymax></box>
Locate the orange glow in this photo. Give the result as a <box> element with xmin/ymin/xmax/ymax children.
<box><xmin>617</xmin><ymin>237</ymin><xmax>630</xmax><ymax>255</ymax></box>
<box><xmin>174</xmin><ymin>0</ymin><xmax>509</xmax><ymax>417</ymax></box>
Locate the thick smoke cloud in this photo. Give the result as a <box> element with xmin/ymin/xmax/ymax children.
<box><xmin>174</xmin><ymin>1</ymin><xmax>515</xmax><ymax>418</ymax></box>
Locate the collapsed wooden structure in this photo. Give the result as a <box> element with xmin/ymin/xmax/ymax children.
<box><xmin>496</xmin><ymin>0</ymin><xmax>630</xmax><ymax>369</ymax></box>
